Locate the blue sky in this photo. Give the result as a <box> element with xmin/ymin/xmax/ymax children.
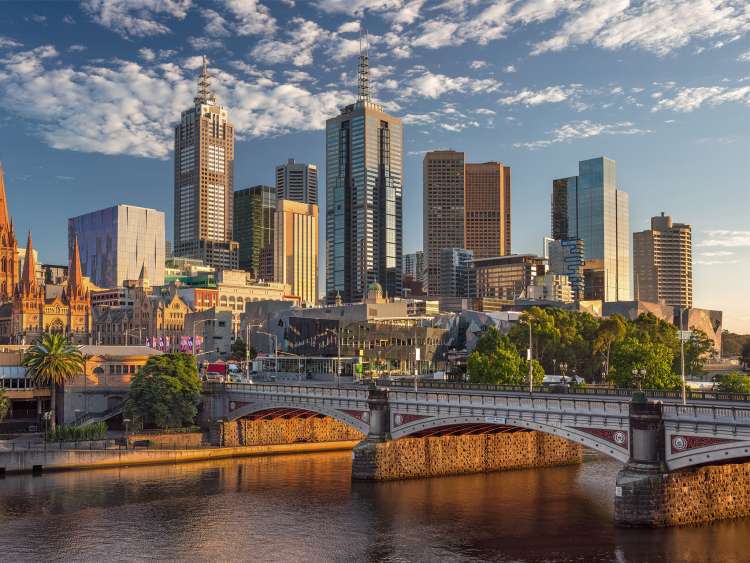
<box><xmin>0</xmin><ymin>0</ymin><xmax>749</xmax><ymax>332</ymax></box>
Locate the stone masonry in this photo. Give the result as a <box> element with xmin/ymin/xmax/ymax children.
<box><xmin>616</xmin><ymin>461</ymin><xmax>750</xmax><ymax>527</ymax></box>
<box><xmin>352</xmin><ymin>431</ymin><xmax>583</xmax><ymax>480</ymax></box>
<box><xmin>217</xmin><ymin>417</ymin><xmax>365</xmax><ymax>447</ymax></box>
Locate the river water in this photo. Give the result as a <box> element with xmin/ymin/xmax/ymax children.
<box><xmin>0</xmin><ymin>451</ymin><xmax>747</xmax><ymax>562</ymax></box>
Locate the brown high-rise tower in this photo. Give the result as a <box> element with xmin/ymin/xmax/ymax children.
<box><xmin>0</xmin><ymin>164</ymin><xmax>18</xmax><ymax>302</ymax></box>
<box><xmin>465</xmin><ymin>162</ymin><xmax>511</xmax><ymax>259</ymax></box>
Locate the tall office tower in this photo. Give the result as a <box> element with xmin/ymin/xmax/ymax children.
<box><xmin>551</xmin><ymin>157</ymin><xmax>630</xmax><ymax>301</ymax></box>
<box><xmin>403</xmin><ymin>251</ymin><xmax>425</xmax><ymax>281</ymax></box>
<box><xmin>326</xmin><ymin>37</ymin><xmax>403</xmax><ymax>303</ymax></box>
<box><xmin>423</xmin><ymin>150</ymin><xmax>465</xmax><ymax>296</ymax></box>
<box><xmin>69</xmin><ymin>205</ymin><xmax>166</xmax><ymax>288</ymax></box>
<box><xmin>465</xmin><ymin>162</ymin><xmax>511</xmax><ymax>258</ymax></box>
<box><xmin>233</xmin><ymin>185</ymin><xmax>276</xmax><ymax>279</ymax></box>
<box><xmin>276</xmin><ymin>159</ymin><xmax>318</xmax><ymax>205</ymax></box>
<box><xmin>0</xmin><ymin>164</ymin><xmax>18</xmax><ymax>302</ymax></box>
<box><xmin>173</xmin><ymin>57</ymin><xmax>238</xmax><ymax>269</ymax></box>
<box><xmin>633</xmin><ymin>212</ymin><xmax>692</xmax><ymax>308</ymax></box>
<box><xmin>439</xmin><ymin>248</ymin><xmax>474</xmax><ymax>298</ymax></box>
<box><xmin>274</xmin><ymin>200</ymin><xmax>318</xmax><ymax>306</ymax></box>
<box><xmin>548</xmin><ymin>239</ymin><xmax>585</xmax><ymax>301</ymax></box>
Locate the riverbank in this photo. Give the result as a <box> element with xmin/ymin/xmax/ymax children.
<box><xmin>0</xmin><ymin>440</ymin><xmax>360</xmax><ymax>475</ymax></box>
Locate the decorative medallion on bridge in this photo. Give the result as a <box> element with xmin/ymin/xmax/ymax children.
<box><xmin>339</xmin><ymin>409</ymin><xmax>370</xmax><ymax>423</ymax></box>
<box><xmin>229</xmin><ymin>401</ymin><xmax>252</xmax><ymax>412</ymax></box>
<box><xmin>393</xmin><ymin>413</ymin><xmax>430</xmax><ymax>427</ymax></box>
<box><xmin>574</xmin><ymin>427</ymin><xmax>629</xmax><ymax>449</ymax></box>
<box><xmin>670</xmin><ymin>434</ymin><xmax>740</xmax><ymax>454</ymax></box>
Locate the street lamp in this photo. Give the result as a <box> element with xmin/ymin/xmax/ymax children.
<box><xmin>244</xmin><ymin>322</ymin><xmax>262</xmax><ymax>381</ymax></box>
<box><xmin>679</xmin><ymin>307</ymin><xmax>688</xmax><ymax>406</ymax></box>
<box><xmin>323</xmin><ymin>327</ymin><xmax>340</xmax><ymax>388</ymax></box>
<box><xmin>123</xmin><ymin>328</ymin><xmax>143</xmax><ymax>346</ymax></box>
<box><xmin>632</xmin><ymin>368</ymin><xmax>646</xmax><ymax>391</ymax></box>
<box><xmin>523</xmin><ymin>316</ymin><xmax>533</xmax><ymax>395</ymax></box>
<box><xmin>256</xmin><ymin>330</ymin><xmax>279</xmax><ymax>374</ymax></box>
<box><xmin>191</xmin><ymin>318</ymin><xmax>213</xmax><ymax>355</ymax></box>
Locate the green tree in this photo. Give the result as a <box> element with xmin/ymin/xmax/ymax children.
<box><xmin>509</xmin><ymin>307</ymin><xmax>559</xmax><ymax>371</ymax></box>
<box><xmin>231</xmin><ymin>337</ymin><xmax>255</xmax><ymax>361</ymax></box>
<box><xmin>741</xmin><ymin>340</ymin><xmax>750</xmax><ymax>371</ymax></box>
<box><xmin>716</xmin><ymin>372</ymin><xmax>750</xmax><ymax>394</ymax></box>
<box><xmin>0</xmin><ymin>389</ymin><xmax>8</xmax><ymax>422</ymax></box>
<box><xmin>683</xmin><ymin>328</ymin><xmax>715</xmax><ymax>375</ymax></box>
<box><xmin>125</xmin><ymin>353</ymin><xmax>202</xmax><ymax>429</ymax></box>
<box><xmin>593</xmin><ymin>315</ymin><xmax>627</xmax><ymax>381</ymax></box>
<box><xmin>610</xmin><ymin>337</ymin><xmax>681</xmax><ymax>390</ymax></box>
<box><xmin>21</xmin><ymin>333</ymin><xmax>85</xmax><ymax>430</ymax></box>
<box><xmin>468</xmin><ymin>327</ymin><xmax>544</xmax><ymax>386</ymax></box>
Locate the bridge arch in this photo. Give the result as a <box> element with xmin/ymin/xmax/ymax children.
<box><xmin>225</xmin><ymin>401</ymin><xmax>370</xmax><ymax>436</ymax></box>
<box><xmin>391</xmin><ymin>415</ymin><xmax>630</xmax><ymax>463</ymax></box>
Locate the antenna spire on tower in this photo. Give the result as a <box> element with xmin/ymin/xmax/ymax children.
<box><xmin>195</xmin><ymin>55</ymin><xmax>216</xmax><ymax>104</ymax></box>
<box><xmin>357</xmin><ymin>25</ymin><xmax>370</xmax><ymax>102</ymax></box>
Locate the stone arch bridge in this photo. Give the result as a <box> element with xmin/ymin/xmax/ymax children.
<box><xmin>204</xmin><ymin>382</ymin><xmax>750</xmax><ymax>527</ymax></box>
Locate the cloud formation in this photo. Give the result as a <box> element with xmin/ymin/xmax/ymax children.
<box><xmin>82</xmin><ymin>0</ymin><xmax>192</xmax><ymax>37</ymax></box>
<box><xmin>514</xmin><ymin>120</ymin><xmax>651</xmax><ymax>149</ymax></box>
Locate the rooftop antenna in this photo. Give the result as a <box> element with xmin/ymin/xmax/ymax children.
<box><xmin>195</xmin><ymin>55</ymin><xmax>215</xmax><ymax>104</ymax></box>
<box><xmin>357</xmin><ymin>25</ymin><xmax>370</xmax><ymax>102</ymax></box>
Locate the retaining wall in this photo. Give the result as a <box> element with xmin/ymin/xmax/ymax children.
<box><xmin>352</xmin><ymin>431</ymin><xmax>583</xmax><ymax>480</ymax></box>
<box><xmin>616</xmin><ymin>461</ymin><xmax>750</xmax><ymax>527</ymax></box>
<box><xmin>127</xmin><ymin>432</ymin><xmax>204</xmax><ymax>448</ymax></box>
<box><xmin>217</xmin><ymin>417</ymin><xmax>365</xmax><ymax>447</ymax></box>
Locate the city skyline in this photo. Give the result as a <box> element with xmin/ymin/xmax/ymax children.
<box><xmin>0</xmin><ymin>2</ymin><xmax>748</xmax><ymax>330</ymax></box>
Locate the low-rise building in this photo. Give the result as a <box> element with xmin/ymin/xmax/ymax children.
<box><xmin>473</xmin><ymin>254</ymin><xmax>547</xmax><ymax>304</ymax></box>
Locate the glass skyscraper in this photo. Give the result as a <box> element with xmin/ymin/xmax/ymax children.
<box><xmin>325</xmin><ymin>41</ymin><xmax>403</xmax><ymax>303</ymax></box>
<box><xmin>233</xmin><ymin>185</ymin><xmax>276</xmax><ymax>280</ymax></box>
<box><xmin>552</xmin><ymin>157</ymin><xmax>630</xmax><ymax>302</ymax></box>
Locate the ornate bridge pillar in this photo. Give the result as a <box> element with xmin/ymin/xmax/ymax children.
<box><xmin>352</xmin><ymin>386</ymin><xmax>392</xmax><ymax>479</ymax></box>
<box><xmin>365</xmin><ymin>387</ymin><xmax>391</xmax><ymax>442</ymax></box>
<box><xmin>614</xmin><ymin>396</ymin><xmax>668</xmax><ymax>527</ymax></box>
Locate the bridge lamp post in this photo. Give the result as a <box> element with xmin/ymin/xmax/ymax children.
<box><xmin>679</xmin><ymin>307</ymin><xmax>688</xmax><ymax>406</ymax></box>
<box><xmin>632</xmin><ymin>368</ymin><xmax>646</xmax><ymax>391</ymax></box>
<box><xmin>323</xmin><ymin>328</ymin><xmax>341</xmax><ymax>388</ymax></box>
<box><xmin>256</xmin><ymin>330</ymin><xmax>278</xmax><ymax>374</ymax></box>
<box><xmin>524</xmin><ymin>316</ymin><xmax>533</xmax><ymax>395</ymax></box>
<box><xmin>244</xmin><ymin>322</ymin><xmax>262</xmax><ymax>380</ymax></box>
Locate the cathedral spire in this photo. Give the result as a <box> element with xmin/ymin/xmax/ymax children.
<box><xmin>0</xmin><ymin>162</ymin><xmax>11</xmax><ymax>231</ymax></box>
<box><xmin>70</xmin><ymin>236</ymin><xmax>83</xmax><ymax>291</ymax></box>
<box><xmin>194</xmin><ymin>55</ymin><xmax>216</xmax><ymax>105</ymax></box>
<box><xmin>357</xmin><ymin>26</ymin><xmax>370</xmax><ymax>102</ymax></box>
<box><xmin>20</xmin><ymin>231</ymin><xmax>36</xmax><ymax>292</ymax></box>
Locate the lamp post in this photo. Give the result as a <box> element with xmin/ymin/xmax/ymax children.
<box><xmin>632</xmin><ymin>367</ymin><xmax>646</xmax><ymax>391</ymax></box>
<box><xmin>256</xmin><ymin>330</ymin><xmax>278</xmax><ymax>374</ymax></box>
<box><xmin>191</xmin><ymin>318</ymin><xmax>213</xmax><ymax>356</ymax></box>
<box><xmin>323</xmin><ymin>328</ymin><xmax>341</xmax><ymax>388</ymax></box>
<box><xmin>244</xmin><ymin>322</ymin><xmax>262</xmax><ymax>381</ymax></box>
<box><xmin>679</xmin><ymin>307</ymin><xmax>688</xmax><ymax>406</ymax></box>
<box><xmin>524</xmin><ymin>316</ymin><xmax>533</xmax><ymax>395</ymax></box>
<box><xmin>123</xmin><ymin>327</ymin><xmax>143</xmax><ymax>346</ymax></box>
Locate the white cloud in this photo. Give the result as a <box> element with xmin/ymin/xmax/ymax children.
<box><xmin>698</xmin><ymin>230</ymin><xmax>750</xmax><ymax>247</ymax></box>
<box><xmin>221</xmin><ymin>0</ymin><xmax>276</xmax><ymax>35</ymax></box>
<box><xmin>314</xmin><ymin>0</ymin><xmax>405</xmax><ymax>16</ymax></box>
<box><xmin>503</xmin><ymin>65</ymin><xmax>516</xmax><ymax>73</ymax></box>
<box><xmin>81</xmin><ymin>0</ymin><xmax>191</xmax><ymax>37</ymax></box>
<box><xmin>652</xmin><ymin>85</ymin><xmax>750</xmax><ymax>111</ymax></box>
<box><xmin>138</xmin><ymin>48</ymin><xmax>156</xmax><ymax>61</ymax></box>
<box><xmin>69</xmin><ymin>45</ymin><xmax>88</xmax><ymax>53</ymax></box>
<box><xmin>498</xmin><ymin>84</ymin><xmax>580</xmax><ymax>106</ymax></box>
<box><xmin>700</xmin><ymin>250</ymin><xmax>734</xmax><ymax>257</ymax></box>
<box><xmin>402</xmin><ymin>70</ymin><xmax>501</xmax><ymax>99</ymax></box>
<box><xmin>338</xmin><ymin>21</ymin><xmax>360</xmax><ymax>34</ymax></box>
<box><xmin>470</xmin><ymin>60</ymin><xmax>487</xmax><ymax>69</ymax></box>
<box><xmin>251</xmin><ymin>18</ymin><xmax>327</xmax><ymax>66</ymax></box>
<box><xmin>63</xmin><ymin>15</ymin><xmax>76</xmax><ymax>24</ymax></box>
<box><xmin>0</xmin><ymin>45</ymin><xmax>350</xmax><ymax>160</ymax></box>
<box><xmin>202</xmin><ymin>9</ymin><xmax>230</xmax><ymax>37</ymax></box>
<box><xmin>514</xmin><ymin>120</ymin><xmax>650</xmax><ymax>149</ymax></box>
<box><xmin>738</xmin><ymin>50</ymin><xmax>750</xmax><ymax>61</ymax></box>
<box><xmin>188</xmin><ymin>36</ymin><xmax>225</xmax><ymax>51</ymax></box>
<box><xmin>475</xmin><ymin>108</ymin><xmax>496</xmax><ymax>115</ymax></box>
<box><xmin>0</xmin><ymin>37</ymin><xmax>22</xmax><ymax>49</ymax></box>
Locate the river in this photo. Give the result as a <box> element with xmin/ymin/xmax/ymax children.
<box><xmin>0</xmin><ymin>451</ymin><xmax>747</xmax><ymax>562</ymax></box>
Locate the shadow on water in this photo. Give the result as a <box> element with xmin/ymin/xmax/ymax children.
<box><xmin>0</xmin><ymin>450</ymin><xmax>748</xmax><ymax>562</ymax></box>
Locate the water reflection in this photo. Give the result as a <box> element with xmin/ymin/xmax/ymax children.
<box><xmin>0</xmin><ymin>452</ymin><xmax>748</xmax><ymax>562</ymax></box>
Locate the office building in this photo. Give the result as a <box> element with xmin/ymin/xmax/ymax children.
<box><xmin>527</xmin><ymin>273</ymin><xmax>573</xmax><ymax>303</ymax></box>
<box><xmin>423</xmin><ymin>150</ymin><xmax>465</xmax><ymax>296</ymax></box>
<box><xmin>274</xmin><ymin>199</ymin><xmax>318</xmax><ymax>306</ymax></box>
<box><xmin>633</xmin><ymin>212</ymin><xmax>692</xmax><ymax>308</ymax></box>
<box><xmin>173</xmin><ymin>58</ymin><xmax>238</xmax><ymax>269</ymax></box>
<box><xmin>233</xmin><ymin>185</ymin><xmax>276</xmax><ymax>279</ymax></box>
<box><xmin>548</xmin><ymin>239</ymin><xmax>585</xmax><ymax>301</ymax></box>
<box><xmin>465</xmin><ymin>162</ymin><xmax>511</xmax><ymax>259</ymax></box>
<box><xmin>403</xmin><ymin>251</ymin><xmax>425</xmax><ymax>281</ymax></box>
<box><xmin>473</xmin><ymin>254</ymin><xmax>547</xmax><ymax>303</ymax></box>
<box><xmin>326</xmin><ymin>39</ymin><xmax>403</xmax><ymax>303</ymax></box>
<box><xmin>551</xmin><ymin>157</ymin><xmax>630</xmax><ymax>301</ymax></box>
<box><xmin>439</xmin><ymin>248</ymin><xmax>475</xmax><ymax>298</ymax></box>
<box><xmin>68</xmin><ymin>204</ymin><xmax>166</xmax><ymax>288</ymax></box>
<box><xmin>276</xmin><ymin>158</ymin><xmax>318</xmax><ymax>205</ymax></box>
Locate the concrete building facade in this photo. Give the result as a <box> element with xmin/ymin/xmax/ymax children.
<box><xmin>465</xmin><ymin>162</ymin><xmax>511</xmax><ymax>259</ymax></box>
<box><xmin>633</xmin><ymin>212</ymin><xmax>692</xmax><ymax>308</ymax></box>
<box><xmin>276</xmin><ymin>158</ymin><xmax>318</xmax><ymax>205</ymax></box>
<box><xmin>473</xmin><ymin>254</ymin><xmax>547</xmax><ymax>303</ymax></box>
<box><xmin>68</xmin><ymin>204</ymin><xmax>166</xmax><ymax>288</ymax></box>
<box><xmin>274</xmin><ymin>199</ymin><xmax>318</xmax><ymax>306</ymax></box>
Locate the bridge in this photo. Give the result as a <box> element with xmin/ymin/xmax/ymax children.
<box><xmin>203</xmin><ymin>381</ymin><xmax>750</xmax><ymax>527</ymax></box>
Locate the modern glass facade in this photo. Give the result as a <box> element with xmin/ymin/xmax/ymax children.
<box><xmin>68</xmin><ymin>205</ymin><xmax>166</xmax><ymax>288</ymax></box>
<box><xmin>548</xmin><ymin>239</ymin><xmax>585</xmax><ymax>301</ymax></box>
<box><xmin>233</xmin><ymin>185</ymin><xmax>276</xmax><ymax>279</ymax></box>
<box><xmin>551</xmin><ymin>157</ymin><xmax>630</xmax><ymax>302</ymax></box>
<box><xmin>439</xmin><ymin>248</ymin><xmax>474</xmax><ymax>298</ymax></box>
<box><xmin>325</xmin><ymin>100</ymin><xmax>403</xmax><ymax>303</ymax></box>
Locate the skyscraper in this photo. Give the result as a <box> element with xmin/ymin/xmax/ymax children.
<box><xmin>325</xmin><ymin>36</ymin><xmax>403</xmax><ymax>303</ymax></box>
<box><xmin>274</xmin><ymin>199</ymin><xmax>318</xmax><ymax>306</ymax></box>
<box><xmin>69</xmin><ymin>204</ymin><xmax>166</xmax><ymax>288</ymax></box>
<box><xmin>634</xmin><ymin>212</ymin><xmax>692</xmax><ymax>308</ymax></box>
<box><xmin>465</xmin><ymin>162</ymin><xmax>511</xmax><ymax>258</ymax></box>
<box><xmin>173</xmin><ymin>57</ymin><xmax>238</xmax><ymax>269</ymax></box>
<box><xmin>548</xmin><ymin>239</ymin><xmax>585</xmax><ymax>301</ymax></box>
<box><xmin>276</xmin><ymin>158</ymin><xmax>318</xmax><ymax>205</ymax></box>
<box><xmin>439</xmin><ymin>248</ymin><xmax>475</xmax><ymax>298</ymax></box>
<box><xmin>403</xmin><ymin>251</ymin><xmax>425</xmax><ymax>281</ymax></box>
<box><xmin>552</xmin><ymin>157</ymin><xmax>630</xmax><ymax>302</ymax></box>
<box><xmin>423</xmin><ymin>150</ymin><xmax>465</xmax><ymax>296</ymax></box>
<box><xmin>233</xmin><ymin>185</ymin><xmax>276</xmax><ymax>279</ymax></box>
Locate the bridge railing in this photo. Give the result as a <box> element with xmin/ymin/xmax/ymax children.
<box><xmin>663</xmin><ymin>403</ymin><xmax>750</xmax><ymax>425</ymax></box>
<box><xmin>385</xmin><ymin>380</ymin><xmax>750</xmax><ymax>403</ymax></box>
<box><xmin>210</xmin><ymin>382</ymin><xmax>370</xmax><ymax>401</ymax></box>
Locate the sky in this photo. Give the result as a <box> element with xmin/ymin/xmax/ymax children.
<box><xmin>0</xmin><ymin>0</ymin><xmax>748</xmax><ymax>332</ymax></box>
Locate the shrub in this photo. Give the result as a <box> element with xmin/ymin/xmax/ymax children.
<box><xmin>46</xmin><ymin>422</ymin><xmax>108</xmax><ymax>442</ymax></box>
<box><xmin>716</xmin><ymin>372</ymin><xmax>750</xmax><ymax>394</ymax></box>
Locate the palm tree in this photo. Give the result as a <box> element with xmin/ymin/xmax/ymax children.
<box><xmin>22</xmin><ymin>333</ymin><xmax>85</xmax><ymax>430</ymax></box>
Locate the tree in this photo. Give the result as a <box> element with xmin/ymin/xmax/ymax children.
<box><xmin>0</xmin><ymin>389</ymin><xmax>8</xmax><ymax>422</ymax></box>
<box><xmin>610</xmin><ymin>337</ymin><xmax>681</xmax><ymax>390</ymax></box>
<box><xmin>125</xmin><ymin>353</ymin><xmax>202</xmax><ymax>429</ymax></box>
<box><xmin>231</xmin><ymin>337</ymin><xmax>256</xmax><ymax>362</ymax></box>
<box><xmin>467</xmin><ymin>327</ymin><xmax>544</xmax><ymax>386</ymax></box>
<box><xmin>508</xmin><ymin>307</ymin><xmax>559</xmax><ymax>372</ymax></box>
<box><xmin>741</xmin><ymin>340</ymin><xmax>750</xmax><ymax>371</ymax></box>
<box><xmin>716</xmin><ymin>372</ymin><xmax>750</xmax><ymax>394</ymax></box>
<box><xmin>21</xmin><ymin>333</ymin><xmax>85</xmax><ymax>430</ymax></box>
<box><xmin>593</xmin><ymin>315</ymin><xmax>627</xmax><ymax>380</ymax></box>
<box><xmin>683</xmin><ymin>328</ymin><xmax>715</xmax><ymax>375</ymax></box>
